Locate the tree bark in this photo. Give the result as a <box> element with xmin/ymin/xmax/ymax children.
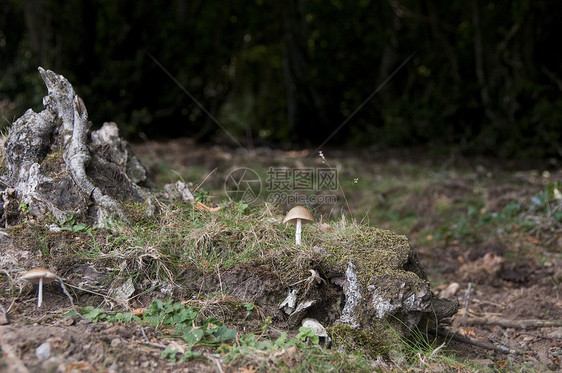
<box><xmin>1</xmin><ymin>68</ymin><xmax>150</xmax><ymax>227</ymax></box>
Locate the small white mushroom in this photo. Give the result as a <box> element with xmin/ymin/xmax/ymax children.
<box><xmin>283</xmin><ymin>206</ymin><xmax>314</xmax><ymax>245</ymax></box>
<box><xmin>20</xmin><ymin>268</ymin><xmax>58</xmax><ymax>308</ymax></box>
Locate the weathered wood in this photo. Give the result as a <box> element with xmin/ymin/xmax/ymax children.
<box><xmin>462</xmin><ymin>317</ymin><xmax>562</xmax><ymax>329</ymax></box>
<box><xmin>0</xmin><ymin>67</ymin><xmax>151</xmax><ymax>226</ymax></box>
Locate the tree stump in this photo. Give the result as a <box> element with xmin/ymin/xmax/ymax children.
<box><xmin>0</xmin><ymin>67</ymin><xmax>151</xmax><ymax>227</ymax></box>
<box><xmin>194</xmin><ymin>225</ymin><xmax>459</xmax><ymax>353</ymax></box>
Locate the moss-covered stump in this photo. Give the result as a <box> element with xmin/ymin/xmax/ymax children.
<box><xmin>186</xmin><ymin>216</ymin><xmax>458</xmax><ymax>355</ymax></box>
<box><xmin>0</xmin><ymin>68</ymin><xmax>151</xmax><ymax>226</ymax></box>
<box><xmin>296</xmin><ymin>226</ymin><xmax>457</xmax><ymax>352</ymax></box>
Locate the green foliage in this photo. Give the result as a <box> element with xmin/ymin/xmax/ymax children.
<box><xmin>78</xmin><ymin>306</ymin><xmax>141</xmax><ymax>323</ymax></box>
<box><xmin>2</xmin><ymin>0</ymin><xmax>562</xmax><ymax>156</ymax></box>
<box><xmin>54</xmin><ymin>213</ymin><xmax>100</xmax><ymax>255</ymax></box>
<box><xmin>234</xmin><ymin>201</ymin><xmax>250</xmax><ymax>215</ymax></box>
<box><xmin>193</xmin><ymin>189</ymin><xmax>211</xmax><ymax>204</ymax></box>
<box><xmin>434</xmin><ymin>181</ymin><xmax>562</xmax><ymax>243</ymax></box>
<box><xmin>401</xmin><ymin>325</ymin><xmax>447</xmax><ymax>365</ymax></box>
<box><xmin>530</xmin><ymin>181</ymin><xmax>562</xmax><ymax>215</ymax></box>
<box><xmin>217</xmin><ymin>327</ymin><xmax>324</xmax><ymax>367</ymax></box>
<box><xmin>58</xmin><ymin>214</ymin><xmax>92</xmax><ymax>234</ymax></box>
<box><xmin>143</xmin><ymin>299</ymin><xmax>198</xmax><ymax>329</ymax></box>
<box><xmin>295</xmin><ymin>326</ymin><xmax>320</xmax><ymax>345</ymax></box>
<box><xmin>72</xmin><ymin>298</ymin><xmax>328</xmax><ymax>365</ymax></box>
<box><xmin>18</xmin><ymin>200</ymin><xmax>29</xmax><ymax>214</ymax></box>
<box><xmin>74</xmin><ymin>299</ymin><xmax>237</xmax><ymax>362</ymax></box>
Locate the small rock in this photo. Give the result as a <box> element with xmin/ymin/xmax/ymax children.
<box><xmin>302</xmin><ymin>318</ymin><xmax>328</xmax><ymax>337</ymax></box>
<box><xmin>302</xmin><ymin>318</ymin><xmax>331</xmax><ymax>347</ymax></box>
<box><xmin>110</xmin><ymin>338</ymin><xmax>121</xmax><ymax>348</ymax></box>
<box><xmin>163</xmin><ymin>180</ymin><xmax>194</xmax><ymax>201</ymax></box>
<box><xmin>0</xmin><ymin>306</ymin><xmax>8</xmax><ymax>325</ymax></box>
<box><xmin>36</xmin><ymin>342</ymin><xmax>52</xmax><ymax>360</ymax></box>
<box><xmin>439</xmin><ymin>282</ymin><xmax>460</xmax><ymax>299</ymax></box>
<box><xmin>41</xmin><ymin>356</ymin><xmax>65</xmax><ymax>372</ymax></box>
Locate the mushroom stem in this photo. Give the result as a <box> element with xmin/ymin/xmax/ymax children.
<box><xmin>37</xmin><ymin>277</ymin><xmax>43</xmax><ymax>308</ymax></box>
<box><xmin>295</xmin><ymin>219</ymin><xmax>302</xmax><ymax>245</ymax></box>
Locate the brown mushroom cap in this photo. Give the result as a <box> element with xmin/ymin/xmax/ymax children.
<box><xmin>20</xmin><ymin>268</ymin><xmax>58</xmax><ymax>284</ymax></box>
<box><xmin>283</xmin><ymin>206</ymin><xmax>315</xmax><ymax>224</ymax></box>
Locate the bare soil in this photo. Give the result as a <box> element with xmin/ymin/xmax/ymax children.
<box><xmin>1</xmin><ymin>139</ymin><xmax>561</xmax><ymax>372</ymax></box>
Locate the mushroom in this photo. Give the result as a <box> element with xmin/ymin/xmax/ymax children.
<box><xmin>20</xmin><ymin>268</ymin><xmax>58</xmax><ymax>308</ymax></box>
<box><xmin>283</xmin><ymin>206</ymin><xmax>314</xmax><ymax>245</ymax></box>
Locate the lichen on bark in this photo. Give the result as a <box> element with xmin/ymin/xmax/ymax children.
<box><xmin>0</xmin><ymin>67</ymin><xmax>151</xmax><ymax>227</ymax></box>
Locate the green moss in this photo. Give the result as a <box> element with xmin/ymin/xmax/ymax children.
<box><xmin>318</xmin><ymin>223</ymin><xmax>414</xmax><ymax>288</ymax></box>
<box><xmin>122</xmin><ymin>201</ymin><xmax>158</xmax><ymax>225</ymax></box>
<box><xmin>41</xmin><ymin>148</ymin><xmax>65</xmax><ymax>177</ymax></box>
<box><xmin>329</xmin><ymin>323</ymin><xmax>397</xmax><ymax>358</ymax></box>
<box><xmin>2</xmin><ymin>198</ymin><xmax>435</xmax><ymax>362</ymax></box>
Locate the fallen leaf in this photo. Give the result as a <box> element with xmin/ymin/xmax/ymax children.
<box><xmin>194</xmin><ymin>202</ymin><xmax>222</xmax><ymax>212</ymax></box>
<box><xmin>132</xmin><ymin>308</ymin><xmax>147</xmax><ymax>317</ymax></box>
<box><xmin>495</xmin><ymin>360</ymin><xmax>508</xmax><ymax>369</ymax></box>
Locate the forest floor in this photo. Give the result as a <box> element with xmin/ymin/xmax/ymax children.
<box><xmin>1</xmin><ymin>138</ymin><xmax>561</xmax><ymax>372</ymax></box>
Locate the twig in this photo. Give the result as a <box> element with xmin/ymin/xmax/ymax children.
<box><xmin>216</xmin><ymin>263</ymin><xmax>223</xmax><ymax>293</ymax></box>
<box><xmin>460</xmin><ymin>317</ymin><xmax>562</xmax><ymax>329</ymax></box>
<box><xmin>141</xmin><ymin>341</ymin><xmax>167</xmax><ymax>349</ymax></box>
<box><xmin>193</xmin><ymin>167</ymin><xmax>217</xmax><ymax>194</ymax></box>
<box><xmin>462</xmin><ymin>282</ymin><xmax>472</xmax><ymax>319</ymax></box>
<box><xmin>432</xmin><ymin>328</ymin><xmax>518</xmax><ymax>355</ymax></box>
<box><xmin>141</xmin><ymin>327</ymin><xmax>150</xmax><ymax>341</ymax></box>
<box><xmin>57</xmin><ymin>278</ymin><xmax>91</xmax><ymax>323</ymax></box>
<box><xmin>63</xmin><ymin>282</ymin><xmax>121</xmax><ymax>302</ymax></box>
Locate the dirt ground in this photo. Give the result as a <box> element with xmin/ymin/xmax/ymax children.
<box><xmin>1</xmin><ymin>139</ymin><xmax>561</xmax><ymax>372</ymax></box>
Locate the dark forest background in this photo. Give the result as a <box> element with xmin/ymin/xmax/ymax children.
<box><xmin>1</xmin><ymin>0</ymin><xmax>561</xmax><ymax>157</ymax></box>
